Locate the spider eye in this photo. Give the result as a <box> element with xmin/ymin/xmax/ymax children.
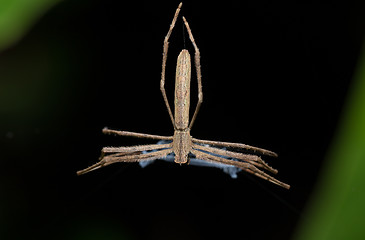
<box><xmin>174</xmin><ymin>154</ymin><xmax>189</xmax><ymax>164</ymax></box>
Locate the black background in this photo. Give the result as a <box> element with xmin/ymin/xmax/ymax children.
<box><xmin>1</xmin><ymin>0</ymin><xmax>364</xmax><ymax>239</ymax></box>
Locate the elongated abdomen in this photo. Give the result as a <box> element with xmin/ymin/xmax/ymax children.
<box><xmin>174</xmin><ymin>49</ymin><xmax>191</xmax><ymax>130</ymax></box>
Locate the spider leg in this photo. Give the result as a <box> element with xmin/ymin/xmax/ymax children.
<box><xmin>103</xmin><ymin>127</ymin><xmax>173</xmax><ymax>141</ymax></box>
<box><xmin>77</xmin><ymin>148</ymin><xmax>173</xmax><ymax>176</ymax></box>
<box><xmin>192</xmin><ymin>137</ymin><xmax>278</xmax><ymax>157</ymax></box>
<box><xmin>193</xmin><ymin>143</ymin><xmax>278</xmax><ymax>174</ymax></box>
<box><xmin>242</xmin><ymin>168</ymin><xmax>290</xmax><ymax>190</ymax></box>
<box><xmin>191</xmin><ymin>149</ymin><xmax>290</xmax><ymax>189</ymax></box>
<box><xmin>182</xmin><ymin>16</ymin><xmax>203</xmax><ymax>130</ymax></box>
<box><xmin>102</xmin><ymin>143</ymin><xmax>172</xmax><ymax>154</ymax></box>
<box><xmin>101</xmin><ymin>143</ymin><xmax>172</xmax><ymax>166</ymax></box>
<box><xmin>160</xmin><ymin>2</ymin><xmax>183</xmax><ymax>128</ymax></box>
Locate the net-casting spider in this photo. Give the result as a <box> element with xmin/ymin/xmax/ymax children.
<box><xmin>77</xmin><ymin>2</ymin><xmax>290</xmax><ymax>189</ymax></box>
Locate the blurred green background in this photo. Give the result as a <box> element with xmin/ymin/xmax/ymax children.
<box><xmin>1</xmin><ymin>0</ymin><xmax>365</xmax><ymax>239</ymax></box>
<box><xmin>0</xmin><ymin>0</ymin><xmax>61</xmax><ymax>51</ymax></box>
<box><xmin>293</xmin><ymin>43</ymin><xmax>365</xmax><ymax>240</ymax></box>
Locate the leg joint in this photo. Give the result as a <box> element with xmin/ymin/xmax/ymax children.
<box><xmin>198</xmin><ymin>92</ymin><xmax>203</xmax><ymax>102</ymax></box>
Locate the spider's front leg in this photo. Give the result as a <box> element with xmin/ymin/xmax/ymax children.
<box><xmin>192</xmin><ymin>137</ymin><xmax>278</xmax><ymax>157</ymax></box>
<box><xmin>191</xmin><ymin>147</ymin><xmax>290</xmax><ymax>189</ymax></box>
<box><xmin>193</xmin><ymin>143</ymin><xmax>278</xmax><ymax>174</ymax></box>
<box><xmin>77</xmin><ymin>143</ymin><xmax>173</xmax><ymax>175</ymax></box>
<box><xmin>103</xmin><ymin>127</ymin><xmax>173</xmax><ymax>141</ymax></box>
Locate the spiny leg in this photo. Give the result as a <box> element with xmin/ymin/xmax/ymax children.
<box><xmin>160</xmin><ymin>2</ymin><xmax>182</xmax><ymax>128</ymax></box>
<box><xmin>103</xmin><ymin>127</ymin><xmax>173</xmax><ymax>141</ymax></box>
<box><xmin>77</xmin><ymin>148</ymin><xmax>173</xmax><ymax>176</ymax></box>
<box><xmin>193</xmin><ymin>143</ymin><xmax>278</xmax><ymax>174</ymax></box>
<box><xmin>242</xmin><ymin>167</ymin><xmax>290</xmax><ymax>190</ymax></box>
<box><xmin>102</xmin><ymin>143</ymin><xmax>172</xmax><ymax>154</ymax></box>
<box><xmin>191</xmin><ymin>149</ymin><xmax>290</xmax><ymax>189</ymax></box>
<box><xmin>97</xmin><ymin>143</ymin><xmax>172</xmax><ymax>173</ymax></box>
<box><xmin>100</xmin><ymin>143</ymin><xmax>172</xmax><ymax>164</ymax></box>
<box><xmin>103</xmin><ymin>148</ymin><xmax>173</xmax><ymax>164</ymax></box>
<box><xmin>182</xmin><ymin>16</ymin><xmax>203</xmax><ymax>130</ymax></box>
<box><xmin>192</xmin><ymin>137</ymin><xmax>278</xmax><ymax>157</ymax></box>
<box><xmin>191</xmin><ymin>149</ymin><xmax>262</xmax><ymax>172</ymax></box>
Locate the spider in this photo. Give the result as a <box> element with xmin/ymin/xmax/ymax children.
<box><xmin>77</xmin><ymin>3</ymin><xmax>290</xmax><ymax>189</ymax></box>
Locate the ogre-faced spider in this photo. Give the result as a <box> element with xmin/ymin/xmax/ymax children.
<box><xmin>77</xmin><ymin>3</ymin><xmax>290</xmax><ymax>189</ymax></box>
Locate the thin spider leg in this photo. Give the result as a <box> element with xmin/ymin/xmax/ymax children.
<box><xmin>77</xmin><ymin>161</ymin><xmax>104</xmax><ymax>176</ymax></box>
<box><xmin>191</xmin><ymin>149</ymin><xmax>262</xmax><ymax>171</ymax></box>
<box><xmin>243</xmin><ymin>167</ymin><xmax>290</xmax><ymax>190</ymax></box>
<box><xmin>191</xmin><ymin>149</ymin><xmax>289</xmax><ymax>189</ymax></box>
<box><xmin>193</xmin><ymin>143</ymin><xmax>278</xmax><ymax>174</ymax></box>
<box><xmin>102</xmin><ymin>143</ymin><xmax>172</xmax><ymax>163</ymax></box>
<box><xmin>103</xmin><ymin>143</ymin><xmax>172</xmax><ymax>154</ymax></box>
<box><xmin>160</xmin><ymin>2</ymin><xmax>183</xmax><ymax>128</ymax></box>
<box><xmin>105</xmin><ymin>152</ymin><xmax>142</xmax><ymax>158</ymax></box>
<box><xmin>182</xmin><ymin>16</ymin><xmax>203</xmax><ymax>130</ymax></box>
<box><xmin>104</xmin><ymin>148</ymin><xmax>173</xmax><ymax>164</ymax></box>
<box><xmin>103</xmin><ymin>127</ymin><xmax>173</xmax><ymax>141</ymax></box>
<box><xmin>77</xmin><ymin>148</ymin><xmax>173</xmax><ymax>176</ymax></box>
<box><xmin>192</xmin><ymin>137</ymin><xmax>278</xmax><ymax>157</ymax></box>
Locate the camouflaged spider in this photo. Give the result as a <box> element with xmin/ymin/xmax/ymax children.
<box><xmin>77</xmin><ymin>2</ymin><xmax>290</xmax><ymax>189</ymax></box>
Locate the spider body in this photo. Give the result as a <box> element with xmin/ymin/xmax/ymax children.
<box><xmin>173</xmin><ymin>129</ymin><xmax>192</xmax><ymax>164</ymax></box>
<box><xmin>173</xmin><ymin>49</ymin><xmax>192</xmax><ymax>164</ymax></box>
<box><xmin>77</xmin><ymin>3</ymin><xmax>290</xmax><ymax>189</ymax></box>
<box><xmin>174</xmin><ymin>49</ymin><xmax>191</xmax><ymax>131</ymax></box>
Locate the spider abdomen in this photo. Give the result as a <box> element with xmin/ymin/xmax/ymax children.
<box><xmin>174</xmin><ymin>49</ymin><xmax>191</xmax><ymax>130</ymax></box>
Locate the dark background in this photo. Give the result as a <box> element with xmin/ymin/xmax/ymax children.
<box><xmin>1</xmin><ymin>0</ymin><xmax>364</xmax><ymax>239</ymax></box>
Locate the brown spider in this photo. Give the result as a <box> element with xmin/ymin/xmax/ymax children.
<box><xmin>77</xmin><ymin>3</ymin><xmax>290</xmax><ymax>189</ymax></box>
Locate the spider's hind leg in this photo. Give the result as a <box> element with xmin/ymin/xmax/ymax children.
<box><xmin>160</xmin><ymin>2</ymin><xmax>183</xmax><ymax>128</ymax></box>
<box><xmin>182</xmin><ymin>16</ymin><xmax>203</xmax><ymax>130</ymax></box>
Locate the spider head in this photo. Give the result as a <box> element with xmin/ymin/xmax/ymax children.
<box><xmin>173</xmin><ymin>129</ymin><xmax>192</xmax><ymax>165</ymax></box>
<box><xmin>174</xmin><ymin>153</ymin><xmax>190</xmax><ymax>165</ymax></box>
